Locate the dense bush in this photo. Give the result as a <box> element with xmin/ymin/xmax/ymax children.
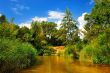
<box><xmin>80</xmin><ymin>44</ymin><xmax>95</xmax><ymax>63</ymax></box>
<box><xmin>80</xmin><ymin>33</ymin><xmax>110</xmax><ymax>64</ymax></box>
<box><xmin>0</xmin><ymin>38</ymin><xmax>36</xmax><ymax>73</ymax></box>
<box><xmin>64</xmin><ymin>45</ymin><xmax>74</xmax><ymax>57</ymax></box>
<box><xmin>64</xmin><ymin>45</ymin><xmax>81</xmax><ymax>58</ymax></box>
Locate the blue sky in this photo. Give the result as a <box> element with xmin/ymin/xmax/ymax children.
<box><xmin>0</xmin><ymin>0</ymin><xmax>94</xmax><ymax>27</ymax></box>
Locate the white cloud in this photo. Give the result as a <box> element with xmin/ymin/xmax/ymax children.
<box><xmin>55</xmin><ymin>20</ymin><xmax>62</xmax><ymax>29</ymax></box>
<box><xmin>19</xmin><ymin>21</ymin><xmax>31</xmax><ymax>29</ymax></box>
<box><xmin>48</xmin><ymin>11</ymin><xmax>64</xmax><ymax>20</ymax></box>
<box><xmin>19</xmin><ymin>17</ymin><xmax>48</xmax><ymax>28</ymax></box>
<box><xmin>78</xmin><ymin>12</ymin><xmax>87</xmax><ymax>31</ymax></box>
<box><xmin>32</xmin><ymin>17</ymin><xmax>48</xmax><ymax>22</ymax></box>
<box><xmin>77</xmin><ymin>12</ymin><xmax>88</xmax><ymax>39</ymax></box>
<box><xmin>12</xmin><ymin>4</ymin><xmax>30</xmax><ymax>15</ymax></box>
<box><xmin>48</xmin><ymin>11</ymin><xmax>64</xmax><ymax>29</ymax></box>
<box><xmin>0</xmin><ymin>13</ymin><xmax>2</xmax><ymax>17</ymax></box>
<box><xmin>19</xmin><ymin>10</ymin><xmax>65</xmax><ymax>29</ymax></box>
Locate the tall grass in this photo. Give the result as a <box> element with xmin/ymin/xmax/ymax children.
<box><xmin>80</xmin><ymin>33</ymin><xmax>110</xmax><ymax>64</ymax></box>
<box><xmin>0</xmin><ymin>38</ymin><xmax>37</xmax><ymax>73</ymax></box>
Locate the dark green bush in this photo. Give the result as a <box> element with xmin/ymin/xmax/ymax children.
<box><xmin>0</xmin><ymin>38</ymin><xmax>36</xmax><ymax>73</ymax></box>
<box><xmin>64</xmin><ymin>45</ymin><xmax>74</xmax><ymax>57</ymax></box>
<box><xmin>64</xmin><ymin>45</ymin><xmax>79</xmax><ymax>58</ymax></box>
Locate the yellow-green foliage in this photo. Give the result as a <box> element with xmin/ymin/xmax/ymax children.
<box><xmin>80</xmin><ymin>45</ymin><xmax>95</xmax><ymax>63</ymax></box>
<box><xmin>80</xmin><ymin>33</ymin><xmax>110</xmax><ymax>64</ymax></box>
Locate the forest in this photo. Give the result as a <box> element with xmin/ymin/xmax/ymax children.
<box><xmin>0</xmin><ymin>0</ymin><xmax>110</xmax><ymax>73</ymax></box>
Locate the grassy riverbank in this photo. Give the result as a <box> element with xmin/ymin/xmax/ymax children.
<box><xmin>0</xmin><ymin>38</ymin><xmax>37</xmax><ymax>73</ymax></box>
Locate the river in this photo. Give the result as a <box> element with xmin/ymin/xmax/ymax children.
<box><xmin>21</xmin><ymin>56</ymin><xmax>110</xmax><ymax>73</ymax></box>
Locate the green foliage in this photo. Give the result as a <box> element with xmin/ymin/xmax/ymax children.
<box><xmin>95</xmin><ymin>0</ymin><xmax>110</xmax><ymax>4</ymax></box>
<box><xmin>35</xmin><ymin>45</ymin><xmax>55</xmax><ymax>56</ymax></box>
<box><xmin>60</xmin><ymin>8</ymin><xmax>79</xmax><ymax>45</ymax></box>
<box><xmin>31</xmin><ymin>21</ymin><xmax>56</xmax><ymax>56</ymax></box>
<box><xmin>41</xmin><ymin>22</ymin><xmax>59</xmax><ymax>45</ymax></box>
<box><xmin>31</xmin><ymin>21</ymin><xmax>46</xmax><ymax>49</ymax></box>
<box><xmin>0</xmin><ymin>38</ymin><xmax>36</xmax><ymax>73</ymax></box>
<box><xmin>0</xmin><ymin>14</ymin><xmax>7</xmax><ymax>24</ymax></box>
<box><xmin>41</xmin><ymin>22</ymin><xmax>57</xmax><ymax>37</ymax></box>
<box><xmin>55</xmin><ymin>29</ymin><xmax>67</xmax><ymax>45</ymax></box>
<box><xmin>80</xmin><ymin>33</ymin><xmax>110</xmax><ymax>64</ymax></box>
<box><xmin>0</xmin><ymin>22</ymin><xmax>19</xmax><ymax>39</ymax></box>
<box><xmin>81</xmin><ymin>0</ymin><xmax>110</xmax><ymax>64</ymax></box>
<box><xmin>84</xmin><ymin>1</ymin><xmax>110</xmax><ymax>42</ymax></box>
<box><xmin>16</xmin><ymin>26</ymin><xmax>31</xmax><ymax>42</ymax></box>
<box><xmin>1</xmin><ymin>4</ymin><xmax>110</xmax><ymax>69</ymax></box>
<box><xmin>64</xmin><ymin>44</ymin><xmax>82</xmax><ymax>59</ymax></box>
<box><xmin>42</xmin><ymin>46</ymin><xmax>55</xmax><ymax>56</ymax></box>
<box><xmin>80</xmin><ymin>44</ymin><xmax>95</xmax><ymax>63</ymax></box>
<box><xmin>64</xmin><ymin>45</ymin><xmax>74</xmax><ymax>57</ymax></box>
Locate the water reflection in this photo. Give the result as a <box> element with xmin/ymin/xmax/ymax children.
<box><xmin>21</xmin><ymin>56</ymin><xmax>110</xmax><ymax>73</ymax></box>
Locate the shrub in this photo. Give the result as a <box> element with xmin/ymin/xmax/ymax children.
<box><xmin>64</xmin><ymin>45</ymin><xmax>74</xmax><ymax>57</ymax></box>
<box><xmin>64</xmin><ymin>43</ymin><xmax>83</xmax><ymax>59</ymax></box>
<box><xmin>80</xmin><ymin>33</ymin><xmax>110</xmax><ymax>64</ymax></box>
<box><xmin>63</xmin><ymin>45</ymin><xmax>79</xmax><ymax>58</ymax></box>
<box><xmin>0</xmin><ymin>38</ymin><xmax>36</xmax><ymax>73</ymax></box>
<box><xmin>80</xmin><ymin>44</ymin><xmax>95</xmax><ymax>63</ymax></box>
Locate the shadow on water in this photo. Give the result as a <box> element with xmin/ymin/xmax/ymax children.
<box><xmin>21</xmin><ymin>56</ymin><xmax>110</xmax><ymax>73</ymax></box>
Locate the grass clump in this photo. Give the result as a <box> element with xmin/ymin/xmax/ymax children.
<box><xmin>0</xmin><ymin>38</ymin><xmax>37</xmax><ymax>73</ymax></box>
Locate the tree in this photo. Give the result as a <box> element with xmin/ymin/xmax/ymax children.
<box><xmin>95</xmin><ymin>0</ymin><xmax>110</xmax><ymax>4</ymax></box>
<box><xmin>41</xmin><ymin>21</ymin><xmax>58</xmax><ymax>45</ymax></box>
<box><xmin>84</xmin><ymin>0</ymin><xmax>110</xmax><ymax>42</ymax></box>
<box><xmin>80</xmin><ymin>0</ymin><xmax>110</xmax><ymax>64</ymax></box>
<box><xmin>16</xmin><ymin>26</ymin><xmax>31</xmax><ymax>42</ymax></box>
<box><xmin>0</xmin><ymin>22</ymin><xmax>19</xmax><ymax>38</ymax></box>
<box><xmin>31</xmin><ymin>21</ymin><xmax>46</xmax><ymax>50</ymax></box>
<box><xmin>60</xmin><ymin>8</ymin><xmax>79</xmax><ymax>44</ymax></box>
<box><xmin>0</xmin><ymin>14</ymin><xmax>7</xmax><ymax>24</ymax></box>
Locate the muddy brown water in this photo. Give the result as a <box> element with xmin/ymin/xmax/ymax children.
<box><xmin>21</xmin><ymin>56</ymin><xmax>110</xmax><ymax>73</ymax></box>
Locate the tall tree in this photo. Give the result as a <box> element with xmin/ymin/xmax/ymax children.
<box><xmin>41</xmin><ymin>22</ymin><xmax>57</xmax><ymax>39</ymax></box>
<box><xmin>31</xmin><ymin>21</ymin><xmax>46</xmax><ymax>50</ymax></box>
<box><xmin>60</xmin><ymin>8</ymin><xmax>79</xmax><ymax>44</ymax></box>
<box><xmin>41</xmin><ymin>21</ymin><xmax>58</xmax><ymax>45</ymax></box>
